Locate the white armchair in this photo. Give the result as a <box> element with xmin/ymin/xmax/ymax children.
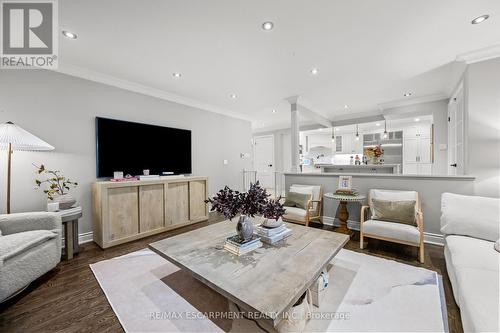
<box><xmin>282</xmin><ymin>184</ymin><xmax>323</xmax><ymax>227</ymax></box>
<box><xmin>360</xmin><ymin>189</ymin><xmax>424</xmax><ymax>263</ymax></box>
<box><xmin>0</xmin><ymin>212</ymin><xmax>62</xmax><ymax>302</ymax></box>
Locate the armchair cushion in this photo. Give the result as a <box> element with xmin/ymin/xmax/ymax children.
<box><xmin>372</xmin><ymin>199</ymin><xmax>417</xmax><ymax>226</ymax></box>
<box><xmin>284</xmin><ymin>191</ymin><xmax>311</xmax><ymax>210</ymax></box>
<box><xmin>363</xmin><ymin>220</ymin><xmax>420</xmax><ymax>244</ymax></box>
<box><xmin>441</xmin><ymin>193</ymin><xmax>499</xmax><ymax>242</ymax></box>
<box><xmin>0</xmin><ymin>212</ymin><xmax>61</xmax><ymax>236</ymax></box>
<box><xmin>290</xmin><ymin>185</ymin><xmax>321</xmax><ymax>211</ymax></box>
<box><xmin>283</xmin><ymin>206</ymin><xmax>307</xmax><ymax>222</ymax></box>
<box><xmin>0</xmin><ymin>230</ymin><xmax>57</xmax><ymax>266</ymax></box>
<box><xmin>369</xmin><ymin>189</ymin><xmax>418</xmax><ymax>218</ymax></box>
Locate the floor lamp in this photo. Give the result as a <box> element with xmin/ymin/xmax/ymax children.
<box><xmin>0</xmin><ymin>121</ymin><xmax>55</xmax><ymax>214</ymax></box>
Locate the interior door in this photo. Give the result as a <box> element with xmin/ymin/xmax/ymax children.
<box><xmin>448</xmin><ymin>85</ymin><xmax>465</xmax><ymax>175</ymax></box>
<box><xmin>253</xmin><ymin>135</ymin><xmax>275</xmax><ymax>190</ymax></box>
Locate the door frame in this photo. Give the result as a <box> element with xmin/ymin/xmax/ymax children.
<box><xmin>448</xmin><ymin>81</ymin><xmax>465</xmax><ymax>175</ymax></box>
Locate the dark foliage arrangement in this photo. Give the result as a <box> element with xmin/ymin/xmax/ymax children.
<box><xmin>205</xmin><ymin>181</ymin><xmax>286</xmax><ymax>221</ymax></box>
<box><xmin>261</xmin><ymin>197</ymin><xmax>286</xmax><ymax>220</ymax></box>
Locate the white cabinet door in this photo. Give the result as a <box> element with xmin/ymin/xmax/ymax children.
<box><xmin>418</xmin><ymin>125</ymin><xmax>431</xmax><ymax>139</ymax></box>
<box><xmin>404</xmin><ymin>164</ymin><xmax>418</xmax><ymax>174</ymax></box>
<box><xmin>418</xmin><ymin>164</ymin><xmax>433</xmax><ymax>175</ymax></box>
<box><xmin>341</xmin><ymin>134</ymin><xmax>352</xmax><ymax>154</ymax></box>
<box><xmin>334</xmin><ymin>136</ymin><xmax>343</xmax><ymax>153</ymax></box>
<box><xmin>403</xmin><ymin>138</ymin><xmax>418</xmax><ymax>163</ymax></box>
<box><xmin>419</xmin><ymin>137</ymin><xmax>432</xmax><ymax>163</ymax></box>
<box><xmin>352</xmin><ymin>136</ymin><xmax>363</xmax><ymax>153</ymax></box>
<box><xmin>404</xmin><ymin>126</ymin><xmax>418</xmax><ymax>138</ymax></box>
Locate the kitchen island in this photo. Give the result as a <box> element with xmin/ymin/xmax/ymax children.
<box><xmin>315</xmin><ymin>163</ymin><xmax>401</xmax><ymax>174</ymax></box>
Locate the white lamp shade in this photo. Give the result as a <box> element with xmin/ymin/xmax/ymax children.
<box><xmin>0</xmin><ymin>121</ymin><xmax>55</xmax><ymax>151</ymax></box>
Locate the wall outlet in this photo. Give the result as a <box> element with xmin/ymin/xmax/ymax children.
<box><xmin>223</xmin><ymin>159</ymin><xmax>228</xmax><ymax>165</ymax></box>
<box><xmin>240</xmin><ymin>152</ymin><xmax>251</xmax><ymax>159</ymax></box>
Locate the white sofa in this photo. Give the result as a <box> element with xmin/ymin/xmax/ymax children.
<box><xmin>441</xmin><ymin>193</ymin><xmax>499</xmax><ymax>333</ymax></box>
<box><xmin>0</xmin><ymin>212</ymin><xmax>61</xmax><ymax>302</ymax></box>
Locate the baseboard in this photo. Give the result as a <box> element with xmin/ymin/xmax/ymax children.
<box><xmin>423</xmin><ymin>232</ymin><xmax>445</xmax><ymax>246</ymax></box>
<box><xmin>61</xmin><ymin>231</ymin><xmax>94</xmax><ymax>247</ymax></box>
<box><xmin>321</xmin><ymin>216</ymin><xmax>445</xmax><ymax>246</ymax></box>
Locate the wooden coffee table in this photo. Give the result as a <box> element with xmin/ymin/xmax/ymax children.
<box><xmin>149</xmin><ymin>221</ymin><xmax>348</xmax><ymax>328</ymax></box>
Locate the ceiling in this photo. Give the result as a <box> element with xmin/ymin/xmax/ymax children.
<box><xmin>58</xmin><ymin>0</ymin><xmax>500</xmax><ymax>130</ymax></box>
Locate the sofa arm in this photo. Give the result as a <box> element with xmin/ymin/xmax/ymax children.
<box><xmin>360</xmin><ymin>205</ymin><xmax>370</xmax><ymax>223</ymax></box>
<box><xmin>0</xmin><ymin>212</ymin><xmax>62</xmax><ymax>236</ymax></box>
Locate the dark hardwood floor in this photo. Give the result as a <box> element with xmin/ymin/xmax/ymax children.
<box><xmin>0</xmin><ymin>216</ymin><xmax>462</xmax><ymax>333</ymax></box>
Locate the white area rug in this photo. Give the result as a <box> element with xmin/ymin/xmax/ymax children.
<box><xmin>90</xmin><ymin>249</ymin><xmax>448</xmax><ymax>332</ymax></box>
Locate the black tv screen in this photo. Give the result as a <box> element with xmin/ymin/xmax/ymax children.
<box><xmin>96</xmin><ymin>117</ymin><xmax>191</xmax><ymax>178</ymax></box>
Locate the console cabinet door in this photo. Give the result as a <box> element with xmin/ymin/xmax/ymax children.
<box><xmin>189</xmin><ymin>180</ymin><xmax>207</xmax><ymax>220</ymax></box>
<box><xmin>107</xmin><ymin>187</ymin><xmax>139</xmax><ymax>241</ymax></box>
<box><xmin>139</xmin><ymin>184</ymin><xmax>164</xmax><ymax>233</ymax></box>
<box><xmin>165</xmin><ymin>182</ymin><xmax>190</xmax><ymax>225</ymax></box>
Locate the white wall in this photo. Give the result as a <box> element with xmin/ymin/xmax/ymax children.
<box><xmin>465</xmin><ymin>57</ymin><xmax>500</xmax><ymax>198</ymax></box>
<box><xmin>0</xmin><ymin>69</ymin><xmax>252</xmax><ymax>236</ymax></box>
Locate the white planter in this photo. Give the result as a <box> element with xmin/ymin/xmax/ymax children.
<box><xmin>52</xmin><ymin>193</ymin><xmax>76</xmax><ymax>210</ymax></box>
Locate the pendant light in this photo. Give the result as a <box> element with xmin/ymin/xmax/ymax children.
<box><xmin>355</xmin><ymin>124</ymin><xmax>360</xmax><ymax>141</ymax></box>
<box><xmin>383</xmin><ymin>120</ymin><xmax>388</xmax><ymax>139</ymax></box>
<box><xmin>331</xmin><ymin>127</ymin><xmax>335</xmax><ymax>142</ymax></box>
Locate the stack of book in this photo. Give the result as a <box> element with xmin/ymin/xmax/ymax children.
<box><xmin>254</xmin><ymin>224</ymin><xmax>292</xmax><ymax>245</ymax></box>
<box><xmin>224</xmin><ymin>235</ymin><xmax>262</xmax><ymax>256</ymax></box>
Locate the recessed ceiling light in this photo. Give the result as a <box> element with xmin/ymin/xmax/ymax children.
<box><xmin>471</xmin><ymin>14</ymin><xmax>489</xmax><ymax>25</ymax></box>
<box><xmin>261</xmin><ymin>21</ymin><xmax>274</xmax><ymax>31</ymax></box>
<box><xmin>229</xmin><ymin>93</ymin><xmax>237</xmax><ymax>99</ymax></box>
<box><xmin>62</xmin><ymin>30</ymin><xmax>77</xmax><ymax>39</ymax></box>
<box><xmin>344</xmin><ymin>104</ymin><xmax>349</xmax><ymax>109</ymax></box>
<box><xmin>310</xmin><ymin>68</ymin><xmax>319</xmax><ymax>75</ymax></box>
<box><xmin>272</xmin><ymin>109</ymin><xmax>276</xmax><ymax>113</ymax></box>
<box><xmin>172</xmin><ymin>72</ymin><xmax>182</xmax><ymax>78</ymax></box>
<box><xmin>415</xmin><ymin>118</ymin><xmax>420</xmax><ymax>122</ymax></box>
<box><xmin>403</xmin><ymin>92</ymin><xmax>412</xmax><ymax>97</ymax></box>
<box><xmin>376</xmin><ymin>123</ymin><xmax>381</xmax><ymax>126</ymax></box>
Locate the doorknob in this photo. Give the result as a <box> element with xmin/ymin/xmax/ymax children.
<box><xmin>268</xmin><ymin>164</ymin><xmax>273</xmax><ymax>167</ymax></box>
<box><xmin>450</xmin><ymin>163</ymin><xmax>457</xmax><ymax>167</ymax></box>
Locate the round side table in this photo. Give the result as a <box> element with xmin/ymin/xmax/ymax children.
<box><xmin>324</xmin><ymin>193</ymin><xmax>366</xmax><ymax>237</ymax></box>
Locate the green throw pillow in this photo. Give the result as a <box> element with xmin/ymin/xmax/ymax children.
<box><xmin>372</xmin><ymin>199</ymin><xmax>417</xmax><ymax>226</ymax></box>
<box><xmin>284</xmin><ymin>191</ymin><xmax>311</xmax><ymax>210</ymax></box>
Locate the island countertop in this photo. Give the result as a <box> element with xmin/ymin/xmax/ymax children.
<box><xmin>314</xmin><ymin>163</ymin><xmax>400</xmax><ymax>168</ymax></box>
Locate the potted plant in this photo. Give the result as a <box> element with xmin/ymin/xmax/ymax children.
<box><xmin>34</xmin><ymin>164</ymin><xmax>78</xmax><ymax>209</ymax></box>
<box><xmin>261</xmin><ymin>197</ymin><xmax>286</xmax><ymax>228</ymax></box>
<box><xmin>206</xmin><ymin>181</ymin><xmax>269</xmax><ymax>241</ymax></box>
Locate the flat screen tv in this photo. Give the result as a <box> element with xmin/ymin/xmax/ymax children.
<box><xmin>95</xmin><ymin>117</ymin><xmax>191</xmax><ymax>178</ymax></box>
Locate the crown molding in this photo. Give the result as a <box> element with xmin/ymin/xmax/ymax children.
<box><xmin>53</xmin><ymin>63</ymin><xmax>252</xmax><ymax>122</ymax></box>
<box><xmin>456</xmin><ymin>44</ymin><xmax>500</xmax><ymax>64</ymax></box>
<box><xmin>378</xmin><ymin>93</ymin><xmax>448</xmax><ymax>111</ymax></box>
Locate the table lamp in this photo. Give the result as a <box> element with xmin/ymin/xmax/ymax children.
<box><xmin>0</xmin><ymin>121</ymin><xmax>55</xmax><ymax>213</ymax></box>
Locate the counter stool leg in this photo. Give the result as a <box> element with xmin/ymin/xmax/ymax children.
<box><xmin>72</xmin><ymin>219</ymin><xmax>79</xmax><ymax>254</ymax></box>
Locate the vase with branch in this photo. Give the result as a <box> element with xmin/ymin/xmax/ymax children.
<box><xmin>34</xmin><ymin>164</ymin><xmax>78</xmax><ymax>210</ymax></box>
<box><xmin>206</xmin><ymin>181</ymin><xmax>271</xmax><ymax>241</ymax></box>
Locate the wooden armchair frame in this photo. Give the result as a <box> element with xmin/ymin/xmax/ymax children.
<box><xmin>281</xmin><ymin>187</ymin><xmax>323</xmax><ymax>227</ymax></box>
<box><xmin>360</xmin><ymin>191</ymin><xmax>424</xmax><ymax>263</ymax></box>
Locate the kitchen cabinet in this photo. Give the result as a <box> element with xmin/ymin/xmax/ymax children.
<box><xmin>403</xmin><ymin>124</ymin><xmax>433</xmax><ymax>175</ymax></box>
<box><xmin>335</xmin><ymin>133</ymin><xmax>363</xmax><ymax>154</ymax></box>
<box><xmin>306</xmin><ymin>133</ymin><xmax>332</xmax><ymax>151</ymax></box>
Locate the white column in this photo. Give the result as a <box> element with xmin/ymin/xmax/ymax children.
<box><xmin>290</xmin><ymin>101</ymin><xmax>300</xmax><ymax>173</ymax></box>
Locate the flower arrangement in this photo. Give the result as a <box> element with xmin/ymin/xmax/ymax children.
<box><xmin>365</xmin><ymin>144</ymin><xmax>384</xmax><ymax>158</ymax></box>
<box><xmin>205</xmin><ymin>181</ymin><xmax>285</xmax><ymax>221</ymax></box>
<box><xmin>34</xmin><ymin>164</ymin><xmax>78</xmax><ymax>200</ymax></box>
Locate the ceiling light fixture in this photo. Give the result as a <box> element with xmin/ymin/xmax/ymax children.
<box><xmin>272</xmin><ymin>109</ymin><xmax>276</xmax><ymax>113</ymax></box>
<box><xmin>415</xmin><ymin>118</ymin><xmax>420</xmax><ymax>122</ymax></box>
<box><xmin>344</xmin><ymin>104</ymin><xmax>349</xmax><ymax>109</ymax></box>
<box><xmin>62</xmin><ymin>30</ymin><xmax>77</xmax><ymax>39</ymax></box>
<box><xmin>471</xmin><ymin>14</ymin><xmax>489</xmax><ymax>24</ymax></box>
<box><xmin>229</xmin><ymin>93</ymin><xmax>237</xmax><ymax>99</ymax></box>
<box><xmin>355</xmin><ymin>124</ymin><xmax>360</xmax><ymax>141</ymax></box>
<box><xmin>376</xmin><ymin>123</ymin><xmax>381</xmax><ymax>126</ymax></box>
<box><xmin>383</xmin><ymin>120</ymin><xmax>388</xmax><ymax>139</ymax></box>
<box><xmin>172</xmin><ymin>72</ymin><xmax>182</xmax><ymax>78</ymax></box>
<box><xmin>310</xmin><ymin>68</ymin><xmax>319</xmax><ymax>75</ymax></box>
<box><xmin>403</xmin><ymin>92</ymin><xmax>412</xmax><ymax>97</ymax></box>
<box><xmin>261</xmin><ymin>21</ymin><xmax>274</xmax><ymax>31</ymax></box>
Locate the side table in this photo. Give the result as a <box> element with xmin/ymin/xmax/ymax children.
<box><xmin>55</xmin><ymin>207</ymin><xmax>83</xmax><ymax>260</ymax></box>
<box><xmin>324</xmin><ymin>193</ymin><xmax>366</xmax><ymax>237</ymax></box>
